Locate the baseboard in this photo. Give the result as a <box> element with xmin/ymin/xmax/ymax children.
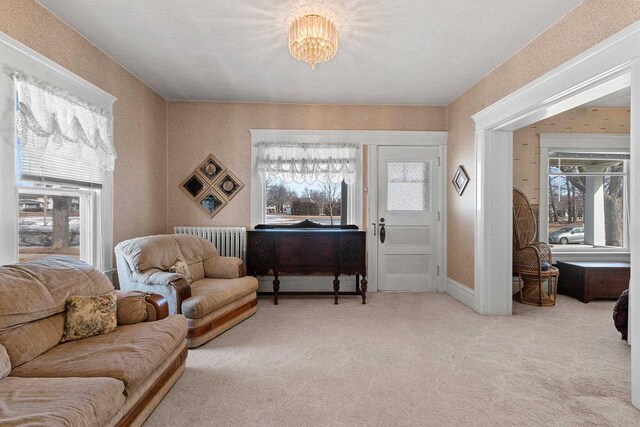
<box><xmin>446</xmin><ymin>278</ymin><xmax>475</xmax><ymax>309</ymax></box>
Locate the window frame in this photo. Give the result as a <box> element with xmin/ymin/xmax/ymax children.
<box><xmin>0</xmin><ymin>33</ymin><xmax>116</xmax><ymax>270</ymax></box>
<box><xmin>539</xmin><ymin>133</ymin><xmax>631</xmax><ymax>258</ymax></box>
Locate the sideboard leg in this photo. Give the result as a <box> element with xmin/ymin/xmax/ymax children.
<box><xmin>360</xmin><ymin>276</ymin><xmax>368</xmax><ymax>304</ymax></box>
<box><xmin>273</xmin><ymin>275</ymin><xmax>280</xmax><ymax>305</ymax></box>
<box><xmin>333</xmin><ymin>275</ymin><xmax>340</xmax><ymax>305</ymax></box>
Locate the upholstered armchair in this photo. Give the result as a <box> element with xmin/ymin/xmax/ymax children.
<box><xmin>115</xmin><ymin>234</ymin><xmax>258</xmax><ymax>347</ymax></box>
<box><xmin>513</xmin><ymin>188</ymin><xmax>559</xmax><ymax>306</ymax></box>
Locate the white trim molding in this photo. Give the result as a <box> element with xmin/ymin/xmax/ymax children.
<box><xmin>446</xmin><ymin>278</ymin><xmax>475</xmax><ymax>310</ymax></box>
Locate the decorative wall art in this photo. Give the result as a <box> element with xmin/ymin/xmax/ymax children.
<box><xmin>452</xmin><ymin>165</ymin><xmax>470</xmax><ymax>196</ymax></box>
<box><xmin>180</xmin><ymin>154</ymin><xmax>244</xmax><ymax>218</ymax></box>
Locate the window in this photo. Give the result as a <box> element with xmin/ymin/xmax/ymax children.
<box><xmin>540</xmin><ymin>140</ymin><xmax>629</xmax><ymax>251</ymax></box>
<box><xmin>0</xmin><ymin>49</ymin><xmax>115</xmax><ymax>270</ymax></box>
<box><xmin>265</xmin><ymin>176</ymin><xmax>346</xmax><ymax>225</ymax></box>
<box><xmin>253</xmin><ymin>142</ymin><xmax>361</xmax><ymax>226</ymax></box>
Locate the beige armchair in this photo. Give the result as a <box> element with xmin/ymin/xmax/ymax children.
<box><xmin>115</xmin><ymin>234</ymin><xmax>258</xmax><ymax>347</ymax></box>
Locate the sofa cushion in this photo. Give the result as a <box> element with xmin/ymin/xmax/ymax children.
<box><xmin>0</xmin><ymin>314</ymin><xmax>64</xmax><ymax>369</ymax></box>
<box><xmin>0</xmin><ymin>257</ymin><xmax>114</xmax><ymax>331</ymax></box>
<box><xmin>116</xmin><ymin>291</ymin><xmax>148</xmax><ymax>325</ymax></box>
<box><xmin>115</xmin><ymin>235</ymin><xmax>182</xmax><ymax>273</ymax></box>
<box><xmin>0</xmin><ymin>344</ymin><xmax>9</xmax><ymax>379</ymax></box>
<box><xmin>173</xmin><ymin>234</ymin><xmax>217</xmax><ymax>264</ymax></box>
<box><xmin>62</xmin><ymin>291</ymin><xmax>118</xmax><ymax>342</ymax></box>
<box><xmin>0</xmin><ymin>376</ymin><xmax>125</xmax><ymax>427</ymax></box>
<box><xmin>169</xmin><ymin>257</ymin><xmax>193</xmax><ymax>284</ymax></box>
<box><xmin>10</xmin><ymin>315</ymin><xmax>187</xmax><ymax>394</ymax></box>
<box><xmin>182</xmin><ymin>277</ymin><xmax>258</xmax><ymax>319</ymax></box>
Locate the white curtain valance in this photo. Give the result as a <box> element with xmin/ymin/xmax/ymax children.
<box><xmin>12</xmin><ymin>70</ymin><xmax>116</xmax><ymax>174</ymax></box>
<box><xmin>254</xmin><ymin>142</ymin><xmax>358</xmax><ymax>184</ymax></box>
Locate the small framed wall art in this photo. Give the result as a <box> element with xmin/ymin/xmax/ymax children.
<box><xmin>452</xmin><ymin>165</ymin><xmax>470</xmax><ymax>196</ymax></box>
<box><xmin>180</xmin><ymin>153</ymin><xmax>245</xmax><ymax>218</ymax></box>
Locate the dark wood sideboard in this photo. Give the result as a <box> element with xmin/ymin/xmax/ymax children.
<box><xmin>556</xmin><ymin>261</ymin><xmax>630</xmax><ymax>303</ymax></box>
<box><xmin>246</xmin><ymin>220</ymin><xmax>367</xmax><ymax>305</ymax></box>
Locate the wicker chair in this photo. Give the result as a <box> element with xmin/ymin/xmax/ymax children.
<box><xmin>513</xmin><ymin>188</ymin><xmax>559</xmax><ymax>306</ymax></box>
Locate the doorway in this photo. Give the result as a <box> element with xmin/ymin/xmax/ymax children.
<box><xmin>471</xmin><ymin>23</ymin><xmax>640</xmax><ymax>407</ymax></box>
<box><xmin>373</xmin><ymin>146</ymin><xmax>442</xmax><ymax>292</ymax></box>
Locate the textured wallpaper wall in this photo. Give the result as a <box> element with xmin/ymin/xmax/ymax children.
<box><xmin>1</xmin><ymin>0</ymin><xmax>168</xmax><ymax>253</ymax></box>
<box><xmin>166</xmin><ymin>102</ymin><xmax>446</xmax><ymax>231</ymax></box>
<box><xmin>514</xmin><ymin>107</ymin><xmax>630</xmax><ymax>205</ymax></box>
<box><xmin>446</xmin><ymin>0</ymin><xmax>640</xmax><ymax>289</ymax></box>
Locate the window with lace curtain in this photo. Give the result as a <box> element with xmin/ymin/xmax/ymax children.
<box><xmin>0</xmin><ymin>51</ymin><xmax>116</xmax><ymax>269</ymax></box>
<box><xmin>253</xmin><ymin>142</ymin><xmax>359</xmax><ymax>226</ymax></box>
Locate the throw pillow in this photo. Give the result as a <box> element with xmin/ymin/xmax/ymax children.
<box><xmin>62</xmin><ymin>291</ymin><xmax>117</xmax><ymax>342</ymax></box>
<box><xmin>169</xmin><ymin>257</ymin><xmax>193</xmax><ymax>284</ymax></box>
<box><xmin>0</xmin><ymin>344</ymin><xmax>10</xmax><ymax>379</ymax></box>
<box><xmin>116</xmin><ymin>291</ymin><xmax>148</xmax><ymax>325</ymax></box>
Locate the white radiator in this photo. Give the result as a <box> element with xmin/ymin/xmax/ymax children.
<box><xmin>174</xmin><ymin>226</ymin><xmax>247</xmax><ymax>262</ymax></box>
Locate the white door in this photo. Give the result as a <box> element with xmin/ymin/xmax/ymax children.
<box><xmin>376</xmin><ymin>146</ymin><xmax>440</xmax><ymax>291</ymax></box>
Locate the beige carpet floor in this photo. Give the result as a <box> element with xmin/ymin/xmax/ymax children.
<box><xmin>144</xmin><ymin>293</ymin><xmax>639</xmax><ymax>426</ymax></box>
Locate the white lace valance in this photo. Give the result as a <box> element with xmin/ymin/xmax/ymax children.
<box><xmin>12</xmin><ymin>70</ymin><xmax>116</xmax><ymax>173</ymax></box>
<box><xmin>254</xmin><ymin>142</ymin><xmax>358</xmax><ymax>184</ymax></box>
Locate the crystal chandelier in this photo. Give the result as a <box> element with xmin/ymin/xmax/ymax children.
<box><xmin>288</xmin><ymin>14</ymin><xmax>338</xmax><ymax>69</ymax></box>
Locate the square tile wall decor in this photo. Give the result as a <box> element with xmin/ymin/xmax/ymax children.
<box><xmin>181</xmin><ymin>154</ymin><xmax>244</xmax><ymax>218</ymax></box>
<box><xmin>214</xmin><ymin>170</ymin><xmax>244</xmax><ymax>201</ymax></box>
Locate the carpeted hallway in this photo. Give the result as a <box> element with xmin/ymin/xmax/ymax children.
<box><xmin>145</xmin><ymin>293</ymin><xmax>639</xmax><ymax>426</ymax></box>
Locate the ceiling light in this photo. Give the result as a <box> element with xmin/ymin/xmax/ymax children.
<box><xmin>288</xmin><ymin>14</ymin><xmax>338</xmax><ymax>69</ymax></box>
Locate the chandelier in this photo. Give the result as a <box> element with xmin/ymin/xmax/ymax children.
<box><xmin>288</xmin><ymin>14</ymin><xmax>338</xmax><ymax>69</ymax></box>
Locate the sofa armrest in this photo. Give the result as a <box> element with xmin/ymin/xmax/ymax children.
<box><xmin>204</xmin><ymin>256</ymin><xmax>246</xmax><ymax>279</ymax></box>
<box><xmin>168</xmin><ymin>277</ymin><xmax>192</xmax><ymax>315</ymax></box>
<box><xmin>144</xmin><ymin>294</ymin><xmax>169</xmax><ymax>321</ymax></box>
<box><xmin>131</xmin><ymin>269</ymin><xmax>182</xmax><ymax>286</ymax></box>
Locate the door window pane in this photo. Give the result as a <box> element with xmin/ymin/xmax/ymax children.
<box><xmin>387</xmin><ymin>162</ymin><xmax>430</xmax><ymax>211</ymax></box>
<box><xmin>19</xmin><ymin>193</ymin><xmax>80</xmax><ymax>262</ymax></box>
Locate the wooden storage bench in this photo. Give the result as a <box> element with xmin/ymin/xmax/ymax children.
<box><xmin>556</xmin><ymin>261</ymin><xmax>630</xmax><ymax>303</ymax></box>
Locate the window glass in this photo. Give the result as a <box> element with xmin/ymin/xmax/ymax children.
<box><xmin>387</xmin><ymin>162</ymin><xmax>430</xmax><ymax>211</ymax></box>
<box><xmin>19</xmin><ymin>193</ymin><xmax>81</xmax><ymax>262</ymax></box>
<box><xmin>265</xmin><ymin>175</ymin><xmax>345</xmax><ymax>225</ymax></box>
<box><xmin>547</xmin><ymin>153</ymin><xmax>626</xmax><ymax>248</ymax></box>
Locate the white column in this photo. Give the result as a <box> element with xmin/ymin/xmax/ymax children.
<box><xmin>629</xmin><ymin>59</ymin><xmax>640</xmax><ymax>409</ymax></box>
<box><xmin>584</xmin><ymin>175</ymin><xmax>605</xmax><ymax>246</ymax></box>
<box><xmin>474</xmin><ymin>129</ymin><xmax>513</xmax><ymax>315</ymax></box>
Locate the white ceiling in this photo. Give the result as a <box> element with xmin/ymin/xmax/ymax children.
<box><xmin>37</xmin><ymin>0</ymin><xmax>583</xmax><ymax>105</ymax></box>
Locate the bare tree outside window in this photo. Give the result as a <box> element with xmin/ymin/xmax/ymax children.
<box><xmin>547</xmin><ymin>155</ymin><xmax>626</xmax><ymax>248</ymax></box>
<box><xmin>265</xmin><ymin>176</ymin><xmax>345</xmax><ymax>225</ymax></box>
<box><xmin>18</xmin><ymin>193</ymin><xmax>80</xmax><ymax>262</ymax></box>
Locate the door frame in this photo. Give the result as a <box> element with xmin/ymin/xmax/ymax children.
<box><xmin>249</xmin><ymin>129</ymin><xmax>447</xmax><ymax>293</ymax></box>
<box><xmin>367</xmin><ymin>141</ymin><xmax>447</xmax><ymax>293</ymax></box>
<box><xmin>470</xmin><ymin>22</ymin><xmax>640</xmax><ymax>408</ymax></box>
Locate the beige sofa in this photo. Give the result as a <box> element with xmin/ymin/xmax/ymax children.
<box><xmin>115</xmin><ymin>234</ymin><xmax>258</xmax><ymax>348</ymax></box>
<box><xmin>0</xmin><ymin>256</ymin><xmax>188</xmax><ymax>427</ymax></box>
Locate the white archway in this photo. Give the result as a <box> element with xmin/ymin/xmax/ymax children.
<box><xmin>471</xmin><ymin>22</ymin><xmax>640</xmax><ymax>408</ymax></box>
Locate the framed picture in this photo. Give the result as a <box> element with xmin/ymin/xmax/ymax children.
<box><xmin>452</xmin><ymin>165</ymin><xmax>470</xmax><ymax>196</ymax></box>
<box><xmin>197</xmin><ymin>154</ymin><xmax>227</xmax><ymax>183</ymax></box>
<box><xmin>180</xmin><ymin>172</ymin><xmax>207</xmax><ymax>201</ymax></box>
<box><xmin>195</xmin><ymin>189</ymin><xmax>227</xmax><ymax>218</ymax></box>
<box><xmin>214</xmin><ymin>170</ymin><xmax>244</xmax><ymax>201</ymax></box>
